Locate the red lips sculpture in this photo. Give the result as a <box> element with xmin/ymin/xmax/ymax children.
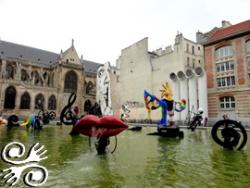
<box><xmin>72</xmin><ymin>115</ymin><xmax>128</xmax><ymax>137</ymax></box>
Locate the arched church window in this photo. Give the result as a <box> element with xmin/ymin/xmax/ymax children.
<box><xmin>35</xmin><ymin>93</ymin><xmax>45</xmax><ymax>110</ymax></box>
<box><xmin>20</xmin><ymin>92</ymin><xmax>30</xmax><ymax>109</ymax></box>
<box><xmin>4</xmin><ymin>85</ymin><xmax>16</xmax><ymax>109</ymax></box>
<box><xmin>48</xmin><ymin>95</ymin><xmax>56</xmax><ymax>110</ymax></box>
<box><xmin>43</xmin><ymin>72</ymin><xmax>48</xmax><ymax>80</ymax></box>
<box><xmin>64</xmin><ymin>70</ymin><xmax>77</xmax><ymax>93</ymax></box>
<box><xmin>21</xmin><ymin>69</ymin><xmax>29</xmax><ymax>82</ymax></box>
<box><xmin>33</xmin><ymin>71</ymin><xmax>40</xmax><ymax>85</ymax></box>
<box><xmin>86</xmin><ymin>81</ymin><xmax>94</xmax><ymax>95</ymax></box>
<box><xmin>84</xmin><ymin>100</ymin><xmax>92</xmax><ymax>112</ymax></box>
<box><xmin>6</xmin><ymin>64</ymin><xmax>15</xmax><ymax>79</ymax></box>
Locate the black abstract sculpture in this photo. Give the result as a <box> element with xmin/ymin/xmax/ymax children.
<box><xmin>38</xmin><ymin>109</ymin><xmax>56</xmax><ymax>125</ymax></box>
<box><xmin>60</xmin><ymin>93</ymin><xmax>77</xmax><ymax>126</ymax></box>
<box><xmin>7</xmin><ymin>115</ymin><xmax>20</xmax><ymax>127</ymax></box>
<box><xmin>211</xmin><ymin>115</ymin><xmax>247</xmax><ymax>150</ymax></box>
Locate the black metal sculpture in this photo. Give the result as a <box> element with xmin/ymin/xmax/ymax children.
<box><xmin>38</xmin><ymin>109</ymin><xmax>56</xmax><ymax>125</ymax></box>
<box><xmin>211</xmin><ymin>115</ymin><xmax>248</xmax><ymax>150</ymax></box>
<box><xmin>88</xmin><ymin>102</ymin><xmax>102</xmax><ymax>117</ymax></box>
<box><xmin>186</xmin><ymin>110</ymin><xmax>203</xmax><ymax>131</ymax></box>
<box><xmin>60</xmin><ymin>93</ymin><xmax>77</xmax><ymax>125</ymax></box>
<box><xmin>7</xmin><ymin>115</ymin><xmax>20</xmax><ymax>127</ymax></box>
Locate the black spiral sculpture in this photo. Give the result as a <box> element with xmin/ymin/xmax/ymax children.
<box><xmin>211</xmin><ymin>118</ymin><xmax>247</xmax><ymax>150</ymax></box>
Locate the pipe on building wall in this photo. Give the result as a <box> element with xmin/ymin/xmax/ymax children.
<box><xmin>194</xmin><ymin>67</ymin><xmax>208</xmax><ymax>118</ymax></box>
<box><xmin>169</xmin><ymin>68</ymin><xmax>208</xmax><ymax>123</ymax></box>
<box><xmin>195</xmin><ymin>67</ymin><xmax>208</xmax><ymax>119</ymax></box>
<box><xmin>185</xmin><ymin>69</ymin><xmax>198</xmax><ymax>113</ymax></box>
<box><xmin>170</xmin><ymin>72</ymin><xmax>180</xmax><ymax>121</ymax></box>
<box><xmin>177</xmin><ymin>71</ymin><xmax>188</xmax><ymax>121</ymax></box>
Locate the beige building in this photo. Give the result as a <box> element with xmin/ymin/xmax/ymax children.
<box><xmin>114</xmin><ymin>33</ymin><xmax>205</xmax><ymax>121</ymax></box>
<box><xmin>0</xmin><ymin>39</ymin><xmax>101</xmax><ymax>119</ymax></box>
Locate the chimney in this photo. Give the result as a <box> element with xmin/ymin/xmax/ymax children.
<box><xmin>221</xmin><ymin>20</ymin><xmax>232</xmax><ymax>28</ymax></box>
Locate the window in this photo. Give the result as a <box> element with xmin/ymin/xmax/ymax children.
<box><xmin>86</xmin><ymin>81</ymin><xmax>94</xmax><ymax>95</ymax></box>
<box><xmin>6</xmin><ymin>64</ymin><xmax>15</xmax><ymax>79</ymax></box>
<box><xmin>187</xmin><ymin>57</ymin><xmax>190</xmax><ymax>67</ymax></box>
<box><xmin>31</xmin><ymin>71</ymin><xmax>41</xmax><ymax>85</ymax></box>
<box><xmin>215</xmin><ymin>46</ymin><xmax>233</xmax><ymax>59</ymax></box>
<box><xmin>35</xmin><ymin>94</ymin><xmax>45</xmax><ymax>110</ymax></box>
<box><xmin>198</xmin><ymin>46</ymin><xmax>200</xmax><ymax>51</ymax></box>
<box><xmin>216</xmin><ymin>61</ymin><xmax>234</xmax><ymax>72</ymax></box>
<box><xmin>21</xmin><ymin>69</ymin><xmax>29</xmax><ymax>82</ymax></box>
<box><xmin>246</xmin><ymin>40</ymin><xmax>250</xmax><ymax>53</ymax></box>
<box><xmin>20</xmin><ymin>92</ymin><xmax>30</xmax><ymax>109</ymax></box>
<box><xmin>48</xmin><ymin>95</ymin><xmax>56</xmax><ymax>110</ymax></box>
<box><xmin>64</xmin><ymin>71</ymin><xmax>77</xmax><ymax>93</ymax></box>
<box><xmin>192</xmin><ymin>46</ymin><xmax>195</xmax><ymax>55</ymax></box>
<box><xmin>192</xmin><ymin>59</ymin><xmax>195</xmax><ymax>68</ymax></box>
<box><xmin>220</xmin><ymin>96</ymin><xmax>235</xmax><ymax>109</ymax></box>
<box><xmin>186</xmin><ymin>43</ymin><xmax>189</xmax><ymax>53</ymax></box>
<box><xmin>43</xmin><ymin>72</ymin><xmax>48</xmax><ymax>80</ymax></box>
<box><xmin>84</xmin><ymin>100</ymin><xmax>92</xmax><ymax>112</ymax></box>
<box><xmin>217</xmin><ymin>76</ymin><xmax>235</xmax><ymax>87</ymax></box>
<box><xmin>4</xmin><ymin>86</ymin><xmax>16</xmax><ymax>109</ymax></box>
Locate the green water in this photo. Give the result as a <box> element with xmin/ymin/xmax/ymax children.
<box><xmin>0</xmin><ymin>125</ymin><xmax>250</xmax><ymax>188</ymax></box>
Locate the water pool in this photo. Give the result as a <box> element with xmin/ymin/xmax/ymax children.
<box><xmin>0</xmin><ymin>125</ymin><xmax>249</xmax><ymax>187</ymax></box>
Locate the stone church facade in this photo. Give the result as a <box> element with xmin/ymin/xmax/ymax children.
<box><xmin>0</xmin><ymin>40</ymin><xmax>101</xmax><ymax>119</ymax></box>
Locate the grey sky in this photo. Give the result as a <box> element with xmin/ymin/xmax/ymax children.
<box><xmin>0</xmin><ymin>0</ymin><xmax>249</xmax><ymax>65</ymax></box>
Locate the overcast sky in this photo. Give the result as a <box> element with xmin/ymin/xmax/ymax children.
<box><xmin>0</xmin><ymin>0</ymin><xmax>249</xmax><ymax>65</ymax></box>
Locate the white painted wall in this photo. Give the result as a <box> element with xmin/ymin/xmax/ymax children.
<box><xmin>114</xmin><ymin>34</ymin><xmax>205</xmax><ymax>121</ymax></box>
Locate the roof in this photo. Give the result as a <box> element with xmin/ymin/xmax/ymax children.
<box><xmin>208</xmin><ymin>20</ymin><xmax>250</xmax><ymax>42</ymax></box>
<box><xmin>0</xmin><ymin>40</ymin><xmax>102</xmax><ymax>73</ymax></box>
<box><xmin>0</xmin><ymin>40</ymin><xmax>59</xmax><ymax>66</ymax></box>
<box><xmin>81</xmin><ymin>59</ymin><xmax>102</xmax><ymax>74</ymax></box>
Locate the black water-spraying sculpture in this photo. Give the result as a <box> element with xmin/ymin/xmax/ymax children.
<box><xmin>211</xmin><ymin>115</ymin><xmax>247</xmax><ymax>150</ymax></box>
<box><xmin>38</xmin><ymin>109</ymin><xmax>56</xmax><ymax>125</ymax></box>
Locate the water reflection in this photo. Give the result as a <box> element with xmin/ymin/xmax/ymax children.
<box><xmin>0</xmin><ymin>126</ymin><xmax>249</xmax><ymax>187</ymax></box>
<box><xmin>210</xmin><ymin>144</ymin><xmax>250</xmax><ymax>187</ymax></box>
<box><xmin>139</xmin><ymin>137</ymin><xmax>181</xmax><ymax>187</ymax></box>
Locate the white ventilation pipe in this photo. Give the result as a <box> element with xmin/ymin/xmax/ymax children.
<box><xmin>177</xmin><ymin>71</ymin><xmax>188</xmax><ymax>121</ymax></box>
<box><xmin>195</xmin><ymin>67</ymin><xmax>208</xmax><ymax>120</ymax></box>
<box><xmin>185</xmin><ymin>69</ymin><xmax>198</xmax><ymax>113</ymax></box>
<box><xmin>169</xmin><ymin>72</ymin><xmax>180</xmax><ymax>121</ymax></box>
<box><xmin>169</xmin><ymin>72</ymin><xmax>177</xmax><ymax>82</ymax></box>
